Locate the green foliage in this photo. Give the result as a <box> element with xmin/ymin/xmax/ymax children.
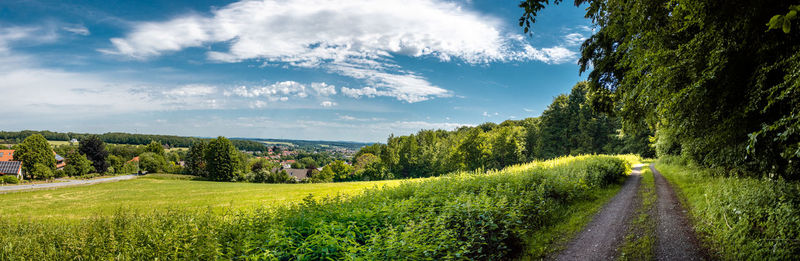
<box><xmin>31</xmin><ymin>163</ymin><xmax>53</xmax><ymax>180</ymax></box>
<box><xmin>185</xmin><ymin>141</ymin><xmax>207</xmax><ymax>177</ymax></box>
<box><xmin>144</xmin><ymin>141</ymin><xmax>165</xmax><ymax>157</ymax></box>
<box><xmin>767</xmin><ymin>5</ymin><xmax>800</xmax><ymax>33</ymax></box>
<box><xmin>203</xmin><ymin>137</ymin><xmax>240</xmax><ymax>181</ymax></box>
<box><xmin>107</xmin><ymin>155</ymin><xmax>124</xmax><ymax>174</ymax></box>
<box><xmin>309</xmin><ymin>167</ymin><xmax>334</xmax><ymax>183</ymax></box>
<box><xmin>357</xmin><ymin>82</ymin><xmax>652</xmax><ymax>179</ymax></box>
<box><xmin>78</xmin><ymin>135</ymin><xmax>109</xmax><ymax>173</ymax></box>
<box><xmin>354</xmin><ymin>153</ymin><xmax>391</xmax><ymax>180</ymax></box>
<box><xmin>328</xmin><ymin>160</ymin><xmax>355</xmax><ymax>181</ymax></box>
<box><xmin>657</xmin><ymin>157</ymin><xmax>800</xmax><ymax>259</ymax></box>
<box><xmin>64</xmin><ymin>151</ymin><xmax>93</xmax><ymax>177</ymax></box>
<box><xmin>13</xmin><ymin>134</ymin><xmax>55</xmax><ymax>179</ymax></box>
<box><xmin>120</xmin><ymin>160</ymin><xmax>138</xmax><ymax>174</ymax></box>
<box><xmin>0</xmin><ymin>175</ymin><xmax>19</xmax><ymax>184</ymax></box>
<box><xmin>519</xmin><ymin>1</ymin><xmax>800</xmax><ymax>178</ymax></box>
<box><xmin>0</xmin><ymin>155</ymin><xmax>633</xmax><ymax>259</ymax></box>
<box><xmin>138</xmin><ymin>152</ymin><xmax>167</xmax><ymax>173</ymax></box>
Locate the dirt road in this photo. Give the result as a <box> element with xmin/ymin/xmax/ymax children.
<box><xmin>555</xmin><ymin>164</ymin><xmax>644</xmax><ymax>260</ymax></box>
<box><xmin>651</xmin><ymin>164</ymin><xmax>704</xmax><ymax>260</ymax></box>
<box><xmin>0</xmin><ymin>174</ymin><xmax>139</xmax><ymax>193</ymax></box>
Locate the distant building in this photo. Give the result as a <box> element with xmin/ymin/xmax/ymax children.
<box><xmin>54</xmin><ymin>152</ymin><xmax>66</xmax><ymax>169</ymax></box>
<box><xmin>284</xmin><ymin>168</ymin><xmax>309</xmax><ymax>181</ymax></box>
<box><xmin>0</xmin><ymin>161</ymin><xmax>23</xmax><ymax>180</ymax></box>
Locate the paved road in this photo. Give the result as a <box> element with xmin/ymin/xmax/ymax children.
<box><xmin>651</xmin><ymin>164</ymin><xmax>704</xmax><ymax>260</ymax></box>
<box><xmin>0</xmin><ymin>175</ymin><xmax>139</xmax><ymax>193</ymax></box>
<box><xmin>555</xmin><ymin>164</ymin><xmax>644</xmax><ymax>260</ymax></box>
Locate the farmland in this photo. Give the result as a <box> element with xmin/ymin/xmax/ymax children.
<box><xmin>0</xmin><ymin>174</ymin><xmax>407</xmax><ymax>220</ymax></box>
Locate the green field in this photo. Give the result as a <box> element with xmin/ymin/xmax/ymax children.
<box><xmin>0</xmin><ymin>175</ymin><xmax>408</xmax><ymax>220</ymax></box>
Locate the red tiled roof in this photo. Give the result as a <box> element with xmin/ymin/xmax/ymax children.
<box><xmin>0</xmin><ymin>150</ymin><xmax>14</xmax><ymax>161</ymax></box>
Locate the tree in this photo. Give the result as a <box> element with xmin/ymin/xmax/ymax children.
<box><xmin>144</xmin><ymin>141</ymin><xmax>165</xmax><ymax>157</ymax></box>
<box><xmin>204</xmin><ymin>136</ymin><xmax>240</xmax><ymax>181</ymax></box>
<box><xmin>138</xmin><ymin>152</ymin><xmax>167</xmax><ymax>173</ymax></box>
<box><xmin>13</xmin><ymin>134</ymin><xmax>55</xmax><ymax>179</ymax></box>
<box><xmin>328</xmin><ymin>160</ymin><xmax>355</xmax><ymax>181</ymax></box>
<box><xmin>186</xmin><ymin>141</ymin><xmax>207</xmax><ymax>176</ymax></box>
<box><xmin>64</xmin><ymin>151</ymin><xmax>93</xmax><ymax>176</ymax></box>
<box><xmin>310</xmin><ymin>167</ymin><xmax>334</xmax><ymax>183</ymax></box>
<box><xmin>108</xmin><ymin>155</ymin><xmax>124</xmax><ymax>174</ymax></box>
<box><xmin>79</xmin><ymin>135</ymin><xmax>109</xmax><ymax>173</ymax></box>
<box><xmin>354</xmin><ymin>153</ymin><xmax>390</xmax><ymax>180</ymax></box>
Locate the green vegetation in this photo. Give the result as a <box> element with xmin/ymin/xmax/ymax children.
<box><xmin>619</xmin><ymin>166</ymin><xmax>656</xmax><ymax>260</ymax></box>
<box><xmin>519</xmin><ymin>0</ymin><xmax>800</xmax><ymax>179</ymax></box>
<box><xmin>12</xmin><ymin>134</ymin><xmax>55</xmax><ymax>178</ymax></box>
<box><xmin>0</xmin><ymin>130</ymin><xmax>268</xmax><ymax>152</ymax></box>
<box><xmin>656</xmin><ymin>156</ymin><xmax>800</xmax><ymax>259</ymax></box>
<box><xmin>355</xmin><ymin>82</ymin><xmax>653</xmax><ymax>181</ymax></box>
<box><xmin>0</xmin><ymin>155</ymin><xmax>633</xmax><ymax>259</ymax></box>
<box><xmin>0</xmin><ymin>174</ymin><xmax>407</xmax><ymax>220</ymax></box>
<box><xmin>0</xmin><ymin>175</ymin><xmax>19</xmax><ymax>184</ymax></box>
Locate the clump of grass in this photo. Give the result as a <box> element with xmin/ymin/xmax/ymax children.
<box><xmin>0</xmin><ymin>155</ymin><xmax>637</xmax><ymax>259</ymax></box>
<box><xmin>657</xmin><ymin>156</ymin><xmax>800</xmax><ymax>259</ymax></box>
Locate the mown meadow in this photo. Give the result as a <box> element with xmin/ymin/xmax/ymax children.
<box><xmin>0</xmin><ymin>155</ymin><xmax>636</xmax><ymax>260</ymax></box>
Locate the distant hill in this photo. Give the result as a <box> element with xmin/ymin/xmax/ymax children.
<box><xmin>242</xmin><ymin>138</ymin><xmax>375</xmax><ymax>151</ymax></box>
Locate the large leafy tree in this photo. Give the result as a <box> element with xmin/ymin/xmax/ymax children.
<box><xmin>64</xmin><ymin>150</ymin><xmax>93</xmax><ymax>176</ymax></box>
<box><xmin>186</xmin><ymin>141</ymin><xmax>207</xmax><ymax>177</ymax></box>
<box><xmin>144</xmin><ymin>141</ymin><xmax>165</xmax><ymax>156</ymax></box>
<box><xmin>13</xmin><ymin>134</ymin><xmax>55</xmax><ymax>179</ymax></box>
<box><xmin>78</xmin><ymin>135</ymin><xmax>109</xmax><ymax>173</ymax></box>
<box><xmin>204</xmin><ymin>136</ymin><xmax>240</xmax><ymax>181</ymax></box>
<box><xmin>519</xmin><ymin>0</ymin><xmax>800</xmax><ymax>178</ymax></box>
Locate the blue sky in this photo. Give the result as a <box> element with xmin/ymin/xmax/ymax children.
<box><xmin>0</xmin><ymin>0</ymin><xmax>591</xmax><ymax>142</ymax></box>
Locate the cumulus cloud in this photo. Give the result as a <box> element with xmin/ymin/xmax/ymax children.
<box><xmin>311</xmin><ymin>82</ymin><xmax>336</xmax><ymax>96</ymax></box>
<box><xmin>320</xmin><ymin>101</ymin><xmax>337</xmax><ymax>107</ymax></box>
<box><xmin>226</xmin><ymin>81</ymin><xmax>307</xmax><ymax>100</ymax></box>
<box><xmin>103</xmin><ymin>0</ymin><xmax>579</xmax><ymax>102</ymax></box>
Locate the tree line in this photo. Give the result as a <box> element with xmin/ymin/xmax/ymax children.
<box><xmin>348</xmin><ymin>82</ymin><xmax>653</xmax><ymax>180</ymax></box>
<box><xmin>0</xmin><ymin>131</ymin><xmax>268</xmax><ymax>152</ymax></box>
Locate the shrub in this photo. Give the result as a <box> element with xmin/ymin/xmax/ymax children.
<box><xmin>0</xmin><ymin>175</ymin><xmax>19</xmax><ymax>184</ymax></box>
<box><xmin>138</xmin><ymin>152</ymin><xmax>167</xmax><ymax>173</ymax></box>
<box><xmin>32</xmin><ymin>163</ymin><xmax>54</xmax><ymax>180</ymax></box>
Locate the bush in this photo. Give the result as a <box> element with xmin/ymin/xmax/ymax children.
<box><xmin>0</xmin><ymin>175</ymin><xmax>19</xmax><ymax>184</ymax></box>
<box><xmin>0</xmin><ymin>155</ymin><xmax>634</xmax><ymax>259</ymax></box>
<box><xmin>138</xmin><ymin>152</ymin><xmax>167</xmax><ymax>173</ymax></box>
<box><xmin>32</xmin><ymin>163</ymin><xmax>54</xmax><ymax>180</ymax></box>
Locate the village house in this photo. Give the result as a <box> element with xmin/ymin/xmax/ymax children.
<box><xmin>0</xmin><ymin>161</ymin><xmax>23</xmax><ymax>180</ymax></box>
<box><xmin>284</xmin><ymin>168</ymin><xmax>309</xmax><ymax>181</ymax></box>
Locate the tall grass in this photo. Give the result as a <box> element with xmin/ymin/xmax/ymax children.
<box><xmin>657</xmin><ymin>156</ymin><xmax>800</xmax><ymax>259</ymax></box>
<box><xmin>0</xmin><ymin>155</ymin><xmax>634</xmax><ymax>260</ymax></box>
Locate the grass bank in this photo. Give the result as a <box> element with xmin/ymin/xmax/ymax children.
<box><xmin>656</xmin><ymin>156</ymin><xmax>800</xmax><ymax>259</ymax></box>
<box><xmin>0</xmin><ymin>155</ymin><xmax>637</xmax><ymax>259</ymax></box>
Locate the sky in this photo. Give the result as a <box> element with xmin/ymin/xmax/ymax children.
<box><xmin>0</xmin><ymin>0</ymin><xmax>591</xmax><ymax>143</ymax></box>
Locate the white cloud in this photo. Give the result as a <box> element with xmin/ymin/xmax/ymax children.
<box><xmin>523</xmin><ymin>108</ymin><xmax>534</xmax><ymax>112</ymax></box>
<box><xmin>63</xmin><ymin>25</ymin><xmax>90</xmax><ymax>36</ymax></box>
<box><xmin>563</xmin><ymin>33</ymin><xmax>585</xmax><ymax>47</ymax></box>
<box><xmin>163</xmin><ymin>84</ymin><xmax>216</xmax><ymax>96</ymax></box>
<box><xmin>320</xmin><ymin>101</ymin><xmax>337</xmax><ymax>107</ymax></box>
<box><xmin>311</xmin><ymin>82</ymin><xmax>336</xmax><ymax>96</ymax></box>
<box><xmin>226</xmin><ymin>81</ymin><xmax>307</xmax><ymax>99</ymax></box>
<box><xmin>103</xmin><ymin>0</ymin><xmax>580</xmax><ymax>103</ymax></box>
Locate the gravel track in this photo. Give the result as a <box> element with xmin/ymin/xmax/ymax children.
<box><xmin>650</xmin><ymin>164</ymin><xmax>705</xmax><ymax>260</ymax></box>
<box><xmin>555</xmin><ymin>164</ymin><xmax>644</xmax><ymax>260</ymax></box>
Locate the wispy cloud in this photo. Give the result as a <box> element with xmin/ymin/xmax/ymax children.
<box><xmin>63</xmin><ymin>25</ymin><xmax>90</xmax><ymax>36</ymax></box>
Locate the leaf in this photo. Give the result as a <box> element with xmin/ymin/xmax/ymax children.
<box><xmin>783</xmin><ymin>18</ymin><xmax>791</xmax><ymax>33</ymax></box>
